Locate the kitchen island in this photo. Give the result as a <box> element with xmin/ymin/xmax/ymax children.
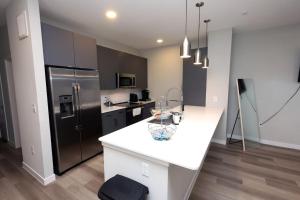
<box><xmin>99</xmin><ymin>106</ymin><xmax>223</xmax><ymax>200</ymax></box>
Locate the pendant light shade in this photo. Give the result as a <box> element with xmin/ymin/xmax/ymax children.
<box><xmin>202</xmin><ymin>56</ymin><xmax>209</xmax><ymax>68</ymax></box>
<box><xmin>180</xmin><ymin>0</ymin><xmax>191</xmax><ymax>58</ymax></box>
<box><xmin>194</xmin><ymin>2</ymin><xmax>204</xmax><ymax>65</ymax></box>
<box><xmin>194</xmin><ymin>48</ymin><xmax>202</xmax><ymax>65</ymax></box>
<box><xmin>180</xmin><ymin>36</ymin><xmax>191</xmax><ymax>58</ymax></box>
<box><xmin>203</xmin><ymin>19</ymin><xmax>211</xmax><ymax>69</ymax></box>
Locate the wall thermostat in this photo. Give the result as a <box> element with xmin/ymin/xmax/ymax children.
<box><xmin>17</xmin><ymin>10</ymin><xmax>29</xmax><ymax>40</ymax></box>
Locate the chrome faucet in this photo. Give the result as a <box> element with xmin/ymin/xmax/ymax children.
<box><xmin>165</xmin><ymin>87</ymin><xmax>184</xmax><ymax>113</ymax></box>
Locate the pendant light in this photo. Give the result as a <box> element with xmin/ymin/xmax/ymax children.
<box><xmin>180</xmin><ymin>0</ymin><xmax>191</xmax><ymax>58</ymax></box>
<box><xmin>203</xmin><ymin>19</ymin><xmax>211</xmax><ymax>68</ymax></box>
<box><xmin>194</xmin><ymin>2</ymin><xmax>204</xmax><ymax>65</ymax></box>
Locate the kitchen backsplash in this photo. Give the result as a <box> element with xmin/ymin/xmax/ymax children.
<box><xmin>100</xmin><ymin>89</ymin><xmax>142</xmax><ymax>105</ymax></box>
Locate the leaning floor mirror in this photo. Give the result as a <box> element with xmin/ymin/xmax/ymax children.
<box><xmin>234</xmin><ymin>79</ymin><xmax>261</xmax><ymax>151</ymax></box>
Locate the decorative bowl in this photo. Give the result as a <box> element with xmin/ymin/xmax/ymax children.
<box><xmin>148</xmin><ymin>124</ymin><xmax>177</xmax><ymax>141</ymax></box>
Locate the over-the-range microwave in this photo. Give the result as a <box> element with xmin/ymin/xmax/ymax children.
<box><xmin>116</xmin><ymin>73</ymin><xmax>136</xmax><ymax>88</ymax></box>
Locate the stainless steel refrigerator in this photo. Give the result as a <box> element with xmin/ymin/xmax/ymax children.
<box><xmin>46</xmin><ymin>66</ymin><xmax>102</xmax><ymax>175</ymax></box>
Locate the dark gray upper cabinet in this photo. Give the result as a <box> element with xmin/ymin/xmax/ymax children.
<box><xmin>97</xmin><ymin>46</ymin><xmax>119</xmax><ymax>90</ymax></box>
<box><xmin>73</xmin><ymin>33</ymin><xmax>97</xmax><ymax>69</ymax></box>
<box><xmin>133</xmin><ymin>56</ymin><xmax>147</xmax><ymax>89</ymax></box>
<box><xmin>183</xmin><ymin>48</ymin><xmax>207</xmax><ymax>106</ymax></box>
<box><xmin>41</xmin><ymin>23</ymin><xmax>75</xmax><ymax>67</ymax></box>
<box><xmin>97</xmin><ymin>45</ymin><xmax>148</xmax><ymax>90</ymax></box>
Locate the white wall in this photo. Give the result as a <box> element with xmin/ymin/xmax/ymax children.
<box><xmin>6</xmin><ymin>0</ymin><xmax>55</xmax><ymax>184</ymax></box>
<box><xmin>41</xmin><ymin>17</ymin><xmax>140</xmax><ymax>56</ymax></box>
<box><xmin>206</xmin><ymin>29</ymin><xmax>233</xmax><ymax>144</ymax></box>
<box><xmin>228</xmin><ymin>24</ymin><xmax>300</xmax><ymax>149</ymax></box>
<box><xmin>141</xmin><ymin>45</ymin><xmax>183</xmax><ymax>102</ymax></box>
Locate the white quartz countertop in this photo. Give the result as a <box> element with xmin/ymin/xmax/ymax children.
<box><xmin>99</xmin><ymin>106</ymin><xmax>223</xmax><ymax>170</ymax></box>
<box><xmin>101</xmin><ymin>106</ymin><xmax>125</xmax><ymax>114</ymax></box>
<box><xmin>101</xmin><ymin>100</ymin><xmax>155</xmax><ymax>114</ymax></box>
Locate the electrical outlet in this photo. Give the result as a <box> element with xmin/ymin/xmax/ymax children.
<box><xmin>213</xmin><ymin>96</ymin><xmax>218</xmax><ymax>103</ymax></box>
<box><xmin>32</xmin><ymin>104</ymin><xmax>37</xmax><ymax>113</ymax></box>
<box><xmin>31</xmin><ymin>145</ymin><xmax>35</xmax><ymax>155</ymax></box>
<box><xmin>141</xmin><ymin>162</ymin><xmax>149</xmax><ymax>177</ymax></box>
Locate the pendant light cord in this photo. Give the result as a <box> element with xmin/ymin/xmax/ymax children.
<box><xmin>185</xmin><ymin>0</ymin><xmax>188</xmax><ymax>35</ymax></box>
<box><xmin>197</xmin><ymin>4</ymin><xmax>201</xmax><ymax>48</ymax></box>
<box><xmin>260</xmin><ymin>84</ymin><xmax>300</xmax><ymax>126</ymax></box>
<box><xmin>205</xmin><ymin>22</ymin><xmax>208</xmax><ymax>47</ymax></box>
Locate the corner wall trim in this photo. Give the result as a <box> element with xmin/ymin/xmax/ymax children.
<box><xmin>22</xmin><ymin>162</ymin><xmax>56</xmax><ymax>185</ymax></box>
<box><xmin>211</xmin><ymin>138</ymin><xmax>227</xmax><ymax>145</ymax></box>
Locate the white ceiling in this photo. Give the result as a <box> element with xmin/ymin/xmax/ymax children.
<box><xmin>2</xmin><ymin>0</ymin><xmax>300</xmax><ymax>50</ymax></box>
<box><xmin>38</xmin><ymin>0</ymin><xmax>300</xmax><ymax>50</ymax></box>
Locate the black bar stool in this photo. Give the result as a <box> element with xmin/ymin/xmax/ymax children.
<box><xmin>98</xmin><ymin>174</ymin><xmax>149</xmax><ymax>200</ymax></box>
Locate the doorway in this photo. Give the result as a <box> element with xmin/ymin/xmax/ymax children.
<box><xmin>0</xmin><ymin>59</ymin><xmax>21</xmax><ymax>148</ymax></box>
<box><xmin>0</xmin><ymin>72</ymin><xmax>8</xmax><ymax>142</ymax></box>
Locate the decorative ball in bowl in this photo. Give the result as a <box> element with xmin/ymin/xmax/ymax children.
<box><xmin>148</xmin><ymin>124</ymin><xmax>177</xmax><ymax>141</ymax></box>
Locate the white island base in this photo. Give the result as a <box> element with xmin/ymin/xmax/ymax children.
<box><xmin>100</xmin><ymin>106</ymin><xmax>223</xmax><ymax>200</ymax></box>
<box><xmin>103</xmin><ymin>144</ymin><xmax>200</xmax><ymax>200</ymax></box>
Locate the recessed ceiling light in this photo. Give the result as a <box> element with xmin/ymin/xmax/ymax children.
<box><xmin>156</xmin><ymin>39</ymin><xmax>164</xmax><ymax>44</ymax></box>
<box><xmin>106</xmin><ymin>10</ymin><xmax>117</xmax><ymax>19</ymax></box>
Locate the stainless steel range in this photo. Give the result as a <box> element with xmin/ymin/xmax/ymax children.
<box><xmin>115</xmin><ymin>102</ymin><xmax>144</xmax><ymax>126</ymax></box>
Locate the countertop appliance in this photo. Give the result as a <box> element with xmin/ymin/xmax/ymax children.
<box><xmin>130</xmin><ymin>93</ymin><xmax>138</xmax><ymax>103</ymax></box>
<box><xmin>116</xmin><ymin>73</ymin><xmax>136</xmax><ymax>88</ymax></box>
<box><xmin>46</xmin><ymin>66</ymin><xmax>102</xmax><ymax>175</ymax></box>
<box><xmin>141</xmin><ymin>89</ymin><xmax>150</xmax><ymax>101</ymax></box>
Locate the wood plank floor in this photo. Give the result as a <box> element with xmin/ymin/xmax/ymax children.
<box><xmin>1</xmin><ymin>141</ymin><xmax>300</xmax><ymax>200</ymax></box>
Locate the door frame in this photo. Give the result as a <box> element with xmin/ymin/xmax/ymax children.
<box><xmin>0</xmin><ymin>72</ymin><xmax>9</xmax><ymax>142</ymax></box>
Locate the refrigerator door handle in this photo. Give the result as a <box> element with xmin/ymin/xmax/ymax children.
<box><xmin>76</xmin><ymin>83</ymin><xmax>81</xmax><ymax>114</ymax></box>
<box><xmin>72</xmin><ymin>83</ymin><xmax>80</xmax><ymax>121</ymax></box>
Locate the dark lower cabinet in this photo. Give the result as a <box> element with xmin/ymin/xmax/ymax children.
<box><xmin>102</xmin><ymin>102</ymin><xmax>155</xmax><ymax>136</ymax></box>
<box><xmin>102</xmin><ymin>109</ymin><xmax>126</xmax><ymax>135</ymax></box>
<box><xmin>142</xmin><ymin>102</ymin><xmax>155</xmax><ymax>119</ymax></box>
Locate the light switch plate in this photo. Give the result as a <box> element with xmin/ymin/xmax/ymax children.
<box><xmin>141</xmin><ymin>162</ymin><xmax>149</xmax><ymax>177</ymax></box>
<box><xmin>17</xmin><ymin>10</ymin><xmax>29</xmax><ymax>40</ymax></box>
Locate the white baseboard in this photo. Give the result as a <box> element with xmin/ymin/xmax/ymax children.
<box><xmin>227</xmin><ymin>134</ymin><xmax>300</xmax><ymax>150</ymax></box>
<box><xmin>22</xmin><ymin>162</ymin><xmax>56</xmax><ymax>185</ymax></box>
<box><xmin>211</xmin><ymin>138</ymin><xmax>226</xmax><ymax>145</ymax></box>
<box><xmin>259</xmin><ymin>139</ymin><xmax>300</xmax><ymax>150</ymax></box>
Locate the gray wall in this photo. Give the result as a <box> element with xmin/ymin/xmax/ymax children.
<box><xmin>228</xmin><ymin>24</ymin><xmax>300</xmax><ymax>149</ymax></box>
